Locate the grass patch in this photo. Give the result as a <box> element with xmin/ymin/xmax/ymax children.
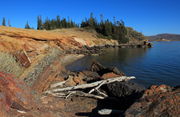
<box><xmin>0</xmin><ymin>52</ymin><xmax>24</xmax><ymax>77</ymax></box>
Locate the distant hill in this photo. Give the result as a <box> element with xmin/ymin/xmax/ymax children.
<box><xmin>148</xmin><ymin>33</ymin><xmax>180</xmax><ymax>41</ymax></box>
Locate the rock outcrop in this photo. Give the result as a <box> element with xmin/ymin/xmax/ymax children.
<box><xmin>125</xmin><ymin>85</ymin><xmax>180</xmax><ymax>117</ymax></box>
<box><xmin>0</xmin><ymin>72</ymin><xmax>35</xmax><ymax>116</ymax></box>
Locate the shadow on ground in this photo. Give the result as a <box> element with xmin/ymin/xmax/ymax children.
<box><xmin>75</xmin><ymin>81</ymin><xmax>145</xmax><ymax>117</ymax></box>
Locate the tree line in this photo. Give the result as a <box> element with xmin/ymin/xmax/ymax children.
<box><xmin>35</xmin><ymin>14</ymin><xmax>129</xmax><ymax>43</ymax></box>
<box><xmin>37</xmin><ymin>16</ymin><xmax>78</xmax><ymax>30</ymax></box>
<box><xmin>81</xmin><ymin>13</ymin><xmax>129</xmax><ymax>43</ymax></box>
<box><xmin>81</xmin><ymin>13</ymin><xmax>145</xmax><ymax>43</ymax></box>
<box><xmin>1</xmin><ymin>14</ymin><xmax>146</xmax><ymax>43</ymax></box>
<box><xmin>35</xmin><ymin>14</ymin><xmax>145</xmax><ymax>43</ymax></box>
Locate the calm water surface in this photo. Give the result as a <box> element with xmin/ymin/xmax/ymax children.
<box><xmin>67</xmin><ymin>41</ymin><xmax>180</xmax><ymax>87</ymax></box>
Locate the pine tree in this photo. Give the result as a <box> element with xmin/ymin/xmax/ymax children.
<box><xmin>25</xmin><ymin>22</ymin><xmax>31</xmax><ymax>29</ymax></box>
<box><xmin>50</xmin><ymin>19</ymin><xmax>56</xmax><ymax>29</ymax></box>
<box><xmin>89</xmin><ymin>13</ymin><xmax>96</xmax><ymax>28</ymax></box>
<box><xmin>37</xmin><ymin>16</ymin><xmax>43</xmax><ymax>30</ymax></box>
<box><xmin>104</xmin><ymin>20</ymin><xmax>112</xmax><ymax>36</ymax></box>
<box><xmin>115</xmin><ymin>21</ymin><xmax>129</xmax><ymax>43</ymax></box>
<box><xmin>2</xmin><ymin>17</ymin><xmax>6</xmax><ymax>26</ymax></box>
<box><xmin>43</xmin><ymin>18</ymin><xmax>51</xmax><ymax>30</ymax></box>
<box><xmin>61</xmin><ymin>18</ymin><xmax>67</xmax><ymax>28</ymax></box>
<box><xmin>56</xmin><ymin>16</ymin><xmax>61</xmax><ymax>28</ymax></box>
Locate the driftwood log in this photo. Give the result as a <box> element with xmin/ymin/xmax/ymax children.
<box><xmin>50</xmin><ymin>81</ymin><xmax>66</xmax><ymax>88</ymax></box>
<box><xmin>51</xmin><ymin>91</ymin><xmax>106</xmax><ymax>99</ymax></box>
<box><xmin>44</xmin><ymin>76</ymin><xmax>135</xmax><ymax>99</ymax></box>
<box><xmin>45</xmin><ymin>76</ymin><xmax>135</xmax><ymax>93</ymax></box>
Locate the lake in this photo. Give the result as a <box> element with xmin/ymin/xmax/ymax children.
<box><xmin>66</xmin><ymin>41</ymin><xmax>180</xmax><ymax>87</ymax></box>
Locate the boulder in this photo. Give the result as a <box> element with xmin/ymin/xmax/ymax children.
<box><xmin>64</xmin><ymin>76</ymin><xmax>77</xmax><ymax>87</ymax></box>
<box><xmin>89</xmin><ymin>81</ymin><xmax>145</xmax><ymax>116</ymax></box>
<box><xmin>64</xmin><ymin>73</ymin><xmax>86</xmax><ymax>87</ymax></box>
<box><xmin>82</xmin><ymin>71</ymin><xmax>100</xmax><ymax>78</ymax></box>
<box><xmin>73</xmin><ymin>74</ymin><xmax>86</xmax><ymax>85</ymax></box>
<box><xmin>107</xmin><ymin>67</ymin><xmax>125</xmax><ymax>75</ymax></box>
<box><xmin>90</xmin><ymin>61</ymin><xmax>105</xmax><ymax>74</ymax></box>
<box><xmin>81</xmin><ymin>70</ymin><xmax>101</xmax><ymax>83</ymax></box>
<box><xmin>106</xmin><ymin>81</ymin><xmax>145</xmax><ymax>110</ymax></box>
<box><xmin>90</xmin><ymin>61</ymin><xmax>124</xmax><ymax>76</ymax></box>
<box><xmin>125</xmin><ymin>85</ymin><xmax>180</xmax><ymax>117</ymax></box>
<box><xmin>101</xmin><ymin>72</ymin><xmax>120</xmax><ymax>79</ymax></box>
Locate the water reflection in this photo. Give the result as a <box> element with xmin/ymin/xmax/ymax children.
<box><xmin>67</xmin><ymin>42</ymin><xmax>180</xmax><ymax>87</ymax></box>
<box><xmin>98</xmin><ymin>48</ymin><xmax>149</xmax><ymax>64</ymax></box>
<box><xmin>67</xmin><ymin>48</ymin><xmax>149</xmax><ymax>72</ymax></box>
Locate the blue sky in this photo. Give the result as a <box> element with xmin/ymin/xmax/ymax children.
<box><xmin>0</xmin><ymin>0</ymin><xmax>180</xmax><ymax>36</ymax></box>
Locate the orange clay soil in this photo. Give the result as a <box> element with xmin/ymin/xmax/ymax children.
<box><xmin>0</xmin><ymin>26</ymin><xmax>118</xmax><ymax>52</ymax></box>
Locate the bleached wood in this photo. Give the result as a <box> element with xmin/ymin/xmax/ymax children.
<box><xmin>45</xmin><ymin>76</ymin><xmax>135</xmax><ymax>94</ymax></box>
<box><xmin>88</xmin><ymin>80</ymin><xmax>106</xmax><ymax>94</ymax></box>
<box><xmin>96</xmin><ymin>89</ymin><xmax>108</xmax><ymax>97</ymax></box>
<box><xmin>52</xmin><ymin>91</ymin><xmax>105</xmax><ymax>100</ymax></box>
<box><xmin>50</xmin><ymin>81</ymin><xmax>66</xmax><ymax>88</ymax></box>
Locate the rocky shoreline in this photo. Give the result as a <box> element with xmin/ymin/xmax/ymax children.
<box><xmin>1</xmin><ymin>57</ymin><xmax>179</xmax><ymax>117</ymax></box>
<box><xmin>65</xmin><ymin>41</ymin><xmax>152</xmax><ymax>55</ymax></box>
<box><xmin>0</xmin><ymin>27</ymin><xmax>178</xmax><ymax>117</ymax></box>
<box><xmin>62</xmin><ymin>61</ymin><xmax>179</xmax><ymax>117</ymax></box>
